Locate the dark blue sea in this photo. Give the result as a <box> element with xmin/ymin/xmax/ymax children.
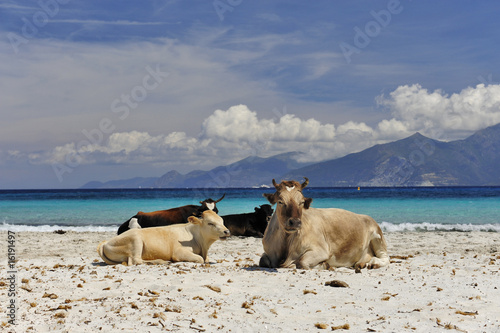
<box><xmin>1</xmin><ymin>187</ymin><xmax>499</xmax><ymax>232</ymax></box>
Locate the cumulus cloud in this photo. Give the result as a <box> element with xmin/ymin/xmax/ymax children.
<box><xmin>376</xmin><ymin>83</ymin><xmax>500</xmax><ymax>140</ymax></box>
<box><xmin>201</xmin><ymin>105</ymin><xmax>336</xmax><ymax>144</ymax></box>
<box><xmin>25</xmin><ymin>83</ymin><xmax>500</xmax><ymax>176</ymax></box>
<box><xmin>29</xmin><ymin>105</ymin><xmax>376</xmax><ymax>170</ymax></box>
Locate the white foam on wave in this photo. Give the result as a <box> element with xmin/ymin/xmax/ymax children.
<box><xmin>380</xmin><ymin>221</ymin><xmax>500</xmax><ymax>232</ymax></box>
<box><xmin>0</xmin><ymin>222</ymin><xmax>117</xmax><ymax>233</ymax></box>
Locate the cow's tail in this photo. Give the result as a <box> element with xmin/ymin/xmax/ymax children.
<box><xmin>97</xmin><ymin>240</ymin><xmax>121</xmax><ymax>265</ymax></box>
<box><xmin>368</xmin><ymin>226</ymin><xmax>390</xmax><ymax>268</ymax></box>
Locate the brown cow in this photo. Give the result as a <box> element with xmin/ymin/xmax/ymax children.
<box><xmin>117</xmin><ymin>194</ymin><xmax>225</xmax><ymax>235</ymax></box>
<box><xmin>259</xmin><ymin>178</ymin><xmax>389</xmax><ymax>270</ymax></box>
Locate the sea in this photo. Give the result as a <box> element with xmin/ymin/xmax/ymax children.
<box><xmin>1</xmin><ymin>187</ymin><xmax>499</xmax><ymax>233</ymax></box>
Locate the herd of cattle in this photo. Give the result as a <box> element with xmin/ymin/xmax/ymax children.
<box><xmin>116</xmin><ymin>193</ymin><xmax>273</xmax><ymax>237</ymax></box>
<box><xmin>98</xmin><ymin>178</ymin><xmax>389</xmax><ymax>270</ymax></box>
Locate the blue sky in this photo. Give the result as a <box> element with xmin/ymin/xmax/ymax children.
<box><xmin>1</xmin><ymin>0</ymin><xmax>500</xmax><ymax>188</ymax></box>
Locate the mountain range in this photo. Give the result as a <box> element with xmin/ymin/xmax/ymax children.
<box><xmin>81</xmin><ymin>123</ymin><xmax>500</xmax><ymax>188</ymax></box>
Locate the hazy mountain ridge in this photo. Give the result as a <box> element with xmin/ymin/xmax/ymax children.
<box><xmin>81</xmin><ymin>152</ymin><xmax>310</xmax><ymax>189</ymax></box>
<box><xmin>81</xmin><ymin>123</ymin><xmax>500</xmax><ymax>188</ymax></box>
<box><xmin>286</xmin><ymin>123</ymin><xmax>500</xmax><ymax>186</ymax></box>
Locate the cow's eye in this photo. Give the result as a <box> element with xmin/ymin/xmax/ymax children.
<box><xmin>278</xmin><ymin>201</ymin><xmax>286</xmax><ymax>207</ymax></box>
<box><xmin>208</xmin><ymin>223</ymin><xmax>215</xmax><ymax>227</ymax></box>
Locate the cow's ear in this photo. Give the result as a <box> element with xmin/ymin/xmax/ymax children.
<box><xmin>304</xmin><ymin>197</ymin><xmax>313</xmax><ymax>209</ymax></box>
<box><xmin>263</xmin><ymin>193</ymin><xmax>277</xmax><ymax>205</ymax></box>
<box><xmin>188</xmin><ymin>216</ymin><xmax>202</xmax><ymax>225</ymax></box>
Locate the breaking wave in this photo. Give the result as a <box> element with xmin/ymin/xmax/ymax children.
<box><xmin>379</xmin><ymin>221</ymin><xmax>500</xmax><ymax>232</ymax></box>
<box><xmin>0</xmin><ymin>222</ymin><xmax>117</xmax><ymax>233</ymax></box>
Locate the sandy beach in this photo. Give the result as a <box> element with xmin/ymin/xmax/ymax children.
<box><xmin>1</xmin><ymin>231</ymin><xmax>499</xmax><ymax>332</ymax></box>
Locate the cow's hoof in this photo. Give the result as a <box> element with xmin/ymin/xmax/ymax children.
<box><xmin>259</xmin><ymin>255</ymin><xmax>271</xmax><ymax>268</ymax></box>
<box><xmin>354</xmin><ymin>262</ymin><xmax>366</xmax><ymax>271</ymax></box>
<box><xmin>367</xmin><ymin>263</ymin><xmax>380</xmax><ymax>270</ymax></box>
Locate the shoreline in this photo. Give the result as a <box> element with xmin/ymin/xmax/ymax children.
<box><xmin>1</xmin><ymin>231</ymin><xmax>499</xmax><ymax>332</ymax></box>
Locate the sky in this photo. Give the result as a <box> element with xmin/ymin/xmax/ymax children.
<box><xmin>1</xmin><ymin>0</ymin><xmax>500</xmax><ymax>189</ymax></box>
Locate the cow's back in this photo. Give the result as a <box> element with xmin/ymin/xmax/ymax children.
<box><xmin>303</xmin><ymin>208</ymin><xmax>378</xmax><ymax>240</ymax></box>
<box><xmin>139</xmin><ymin>205</ymin><xmax>196</xmax><ymax>224</ymax></box>
<box><xmin>106</xmin><ymin>224</ymin><xmax>193</xmax><ymax>262</ymax></box>
<box><xmin>138</xmin><ymin>224</ymin><xmax>192</xmax><ymax>260</ymax></box>
<box><xmin>222</xmin><ymin>213</ymin><xmax>251</xmax><ymax>233</ymax></box>
<box><xmin>302</xmin><ymin>208</ymin><xmax>383</xmax><ymax>266</ymax></box>
<box><xmin>117</xmin><ymin>205</ymin><xmax>201</xmax><ymax>235</ymax></box>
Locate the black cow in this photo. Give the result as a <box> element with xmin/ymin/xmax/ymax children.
<box><xmin>117</xmin><ymin>194</ymin><xmax>225</xmax><ymax>235</ymax></box>
<box><xmin>222</xmin><ymin>204</ymin><xmax>273</xmax><ymax>237</ymax></box>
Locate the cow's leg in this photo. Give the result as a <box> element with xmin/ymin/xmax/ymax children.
<box><xmin>127</xmin><ymin>255</ymin><xmax>144</xmax><ymax>265</ymax></box>
<box><xmin>367</xmin><ymin>252</ymin><xmax>389</xmax><ymax>269</ymax></box>
<box><xmin>245</xmin><ymin>225</ymin><xmax>260</xmax><ymax>237</ymax></box>
<box><xmin>281</xmin><ymin>257</ymin><xmax>297</xmax><ymax>269</ymax></box>
<box><xmin>354</xmin><ymin>252</ymin><xmax>372</xmax><ymax>270</ymax></box>
<box><xmin>259</xmin><ymin>253</ymin><xmax>273</xmax><ymax>268</ymax></box>
<box><xmin>125</xmin><ymin>257</ymin><xmax>141</xmax><ymax>266</ymax></box>
<box><xmin>296</xmin><ymin>250</ymin><xmax>330</xmax><ymax>270</ymax></box>
<box><xmin>143</xmin><ymin>259</ymin><xmax>170</xmax><ymax>265</ymax></box>
<box><xmin>366</xmin><ymin>230</ymin><xmax>389</xmax><ymax>269</ymax></box>
<box><xmin>260</xmin><ymin>252</ymin><xmax>285</xmax><ymax>268</ymax></box>
<box><xmin>172</xmin><ymin>249</ymin><xmax>204</xmax><ymax>264</ymax></box>
<box><xmin>126</xmin><ymin>236</ymin><xmax>144</xmax><ymax>265</ymax></box>
<box><xmin>259</xmin><ymin>254</ymin><xmax>270</xmax><ymax>267</ymax></box>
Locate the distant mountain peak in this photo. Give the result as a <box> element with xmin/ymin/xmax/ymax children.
<box><xmin>285</xmin><ymin>123</ymin><xmax>500</xmax><ymax>186</ymax></box>
<box><xmin>402</xmin><ymin>132</ymin><xmax>433</xmax><ymax>142</ymax></box>
<box><xmin>81</xmin><ymin>123</ymin><xmax>500</xmax><ymax>188</ymax></box>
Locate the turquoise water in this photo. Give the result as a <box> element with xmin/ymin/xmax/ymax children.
<box><xmin>1</xmin><ymin>188</ymin><xmax>499</xmax><ymax>232</ymax></box>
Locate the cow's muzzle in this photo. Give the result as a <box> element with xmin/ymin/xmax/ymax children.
<box><xmin>219</xmin><ymin>229</ymin><xmax>231</xmax><ymax>239</ymax></box>
<box><xmin>285</xmin><ymin>218</ymin><xmax>301</xmax><ymax>232</ymax></box>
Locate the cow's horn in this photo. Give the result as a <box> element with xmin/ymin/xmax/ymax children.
<box><xmin>272</xmin><ymin>179</ymin><xmax>279</xmax><ymax>189</ymax></box>
<box><xmin>215</xmin><ymin>193</ymin><xmax>226</xmax><ymax>203</ymax></box>
<box><xmin>301</xmin><ymin>177</ymin><xmax>309</xmax><ymax>189</ymax></box>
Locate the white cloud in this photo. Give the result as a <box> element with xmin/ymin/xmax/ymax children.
<box><xmin>29</xmin><ymin>105</ymin><xmax>377</xmax><ymax>170</ymax></box>
<box><xmin>376</xmin><ymin>118</ymin><xmax>412</xmax><ymax>140</ymax></box>
<box><xmin>106</xmin><ymin>131</ymin><xmax>155</xmax><ymax>154</ymax></box>
<box><xmin>376</xmin><ymin>83</ymin><xmax>500</xmax><ymax>140</ymax></box>
<box><xmin>51</xmin><ymin>19</ymin><xmax>170</xmax><ymax>26</ymax></box>
<box><xmin>336</xmin><ymin>121</ymin><xmax>373</xmax><ymax>136</ymax></box>
<box><xmin>23</xmin><ymin>83</ymin><xmax>500</xmax><ymax>177</ymax></box>
<box><xmin>201</xmin><ymin>105</ymin><xmax>337</xmax><ymax>144</ymax></box>
<box><xmin>257</xmin><ymin>13</ymin><xmax>283</xmax><ymax>23</ymax></box>
<box><xmin>200</xmin><ymin>105</ymin><xmax>341</xmax><ymax>158</ymax></box>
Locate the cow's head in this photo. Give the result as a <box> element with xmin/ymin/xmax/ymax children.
<box><xmin>255</xmin><ymin>204</ymin><xmax>274</xmax><ymax>217</ymax></box>
<box><xmin>254</xmin><ymin>204</ymin><xmax>274</xmax><ymax>235</ymax></box>
<box><xmin>199</xmin><ymin>193</ymin><xmax>226</xmax><ymax>214</ymax></box>
<box><xmin>263</xmin><ymin>177</ymin><xmax>312</xmax><ymax>233</ymax></box>
<box><xmin>188</xmin><ymin>210</ymin><xmax>230</xmax><ymax>240</ymax></box>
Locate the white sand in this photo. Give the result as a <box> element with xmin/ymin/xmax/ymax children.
<box><xmin>1</xmin><ymin>231</ymin><xmax>499</xmax><ymax>332</ymax></box>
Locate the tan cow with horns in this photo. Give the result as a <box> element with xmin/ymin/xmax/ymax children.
<box><xmin>260</xmin><ymin>178</ymin><xmax>389</xmax><ymax>270</ymax></box>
